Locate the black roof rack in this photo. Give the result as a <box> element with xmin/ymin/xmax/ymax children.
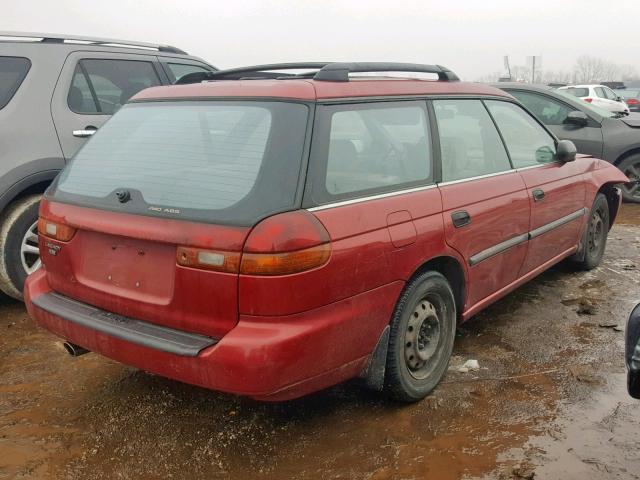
<box><xmin>174</xmin><ymin>62</ymin><xmax>459</xmax><ymax>85</ymax></box>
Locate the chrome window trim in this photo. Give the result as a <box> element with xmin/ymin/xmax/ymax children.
<box><xmin>307</xmin><ymin>184</ymin><xmax>437</xmax><ymax>212</ymax></box>
<box><xmin>516</xmin><ymin>162</ymin><xmax>560</xmax><ymax>172</ymax></box>
<box><xmin>437</xmin><ymin>169</ymin><xmax>516</xmax><ymax>187</ymax></box>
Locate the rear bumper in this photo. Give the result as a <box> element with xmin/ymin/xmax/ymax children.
<box><xmin>25</xmin><ymin>268</ymin><xmax>402</xmax><ymax>401</ymax></box>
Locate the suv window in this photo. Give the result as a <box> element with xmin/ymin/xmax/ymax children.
<box><xmin>311</xmin><ymin>101</ymin><xmax>431</xmax><ymax>200</ymax></box>
<box><xmin>167</xmin><ymin>63</ymin><xmax>210</xmax><ymax>83</ymax></box>
<box><xmin>433</xmin><ymin>99</ymin><xmax>511</xmax><ymax>182</ymax></box>
<box><xmin>485</xmin><ymin>100</ymin><xmax>557</xmax><ymax>168</ymax></box>
<box><xmin>68</xmin><ymin>59</ymin><xmax>161</xmax><ymax>115</ymax></box>
<box><xmin>595</xmin><ymin>87</ymin><xmax>606</xmax><ymax>98</ymax></box>
<box><xmin>602</xmin><ymin>87</ymin><xmax>617</xmax><ymax>100</ymax></box>
<box><xmin>0</xmin><ymin>56</ymin><xmax>31</xmax><ymax>110</ymax></box>
<box><xmin>509</xmin><ymin>90</ymin><xmax>572</xmax><ymax>126</ymax></box>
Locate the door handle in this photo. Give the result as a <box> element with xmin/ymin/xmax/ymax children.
<box><xmin>73</xmin><ymin>127</ymin><xmax>97</xmax><ymax>138</ymax></box>
<box><xmin>533</xmin><ymin>189</ymin><xmax>545</xmax><ymax>202</ymax></box>
<box><xmin>451</xmin><ymin>210</ymin><xmax>471</xmax><ymax>228</ymax></box>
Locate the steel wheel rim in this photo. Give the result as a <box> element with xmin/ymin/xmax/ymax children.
<box><xmin>621</xmin><ymin>160</ymin><xmax>640</xmax><ymax>199</ymax></box>
<box><xmin>20</xmin><ymin>220</ymin><xmax>41</xmax><ymax>274</ymax></box>
<box><xmin>404</xmin><ymin>298</ymin><xmax>441</xmax><ymax>379</ymax></box>
<box><xmin>588</xmin><ymin>209</ymin><xmax>605</xmax><ymax>254</ymax></box>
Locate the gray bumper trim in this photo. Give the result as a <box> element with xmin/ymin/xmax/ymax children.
<box><xmin>32</xmin><ymin>292</ymin><xmax>218</xmax><ymax>356</ymax></box>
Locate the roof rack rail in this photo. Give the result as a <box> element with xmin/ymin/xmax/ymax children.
<box><xmin>0</xmin><ymin>31</ymin><xmax>187</xmax><ymax>54</ymax></box>
<box><xmin>174</xmin><ymin>62</ymin><xmax>459</xmax><ymax>84</ymax></box>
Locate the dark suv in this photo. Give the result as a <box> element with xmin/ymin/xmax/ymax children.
<box><xmin>493</xmin><ymin>83</ymin><xmax>640</xmax><ymax>204</ymax></box>
<box><xmin>0</xmin><ymin>32</ymin><xmax>215</xmax><ymax>299</ymax></box>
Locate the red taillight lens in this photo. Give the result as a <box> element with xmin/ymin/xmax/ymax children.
<box><xmin>626</xmin><ymin>98</ymin><xmax>639</xmax><ymax>105</ymax></box>
<box><xmin>240</xmin><ymin>210</ymin><xmax>331</xmax><ymax>275</ymax></box>
<box><xmin>176</xmin><ymin>247</ymin><xmax>240</xmax><ymax>273</ymax></box>
<box><xmin>37</xmin><ymin>218</ymin><xmax>76</xmax><ymax>242</ymax></box>
<box><xmin>583</xmin><ymin>98</ymin><xmax>593</xmax><ymax>103</ymax></box>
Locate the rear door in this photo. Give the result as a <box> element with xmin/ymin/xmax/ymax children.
<box><xmin>51</xmin><ymin>52</ymin><xmax>163</xmax><ymax>159</ymax></box>
<box><xmin>434</xmin><ymin>99</ymin><xmax>530</xmax><ymax>309</ymax></box>
<box><xmin>508</xmin><ymin>89</ymin><xmax>604</xmax><ymax>158</ymax></box>
<box><xmin>485</xmin><ymin>100</ymin><xmax>587</xmax><ymax>274</ymax></box>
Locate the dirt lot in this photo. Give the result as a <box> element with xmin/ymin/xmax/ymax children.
<box><xmin>1</xmin><ymin>204</ymin><xmax>639</xmax><ymax>480</ymax></box>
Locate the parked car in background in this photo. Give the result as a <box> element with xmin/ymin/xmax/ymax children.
<box><xmin>494</xmin><ymin>83</ymin><xmax>640</xmax><ymax>203</ymax></box>
<box><xmin>0</xmin><ymin>32</ymin><xmax>215</xmax><ymax>300</ymax></box>
<box><xmin>558</xmin><ymin>84</ymin><xmax>630</xmax><ymax>115</ymax></box>
<box><xmin>627</xmin><ymin>303</ymin><xmax>640</xmax><ymax>399</ymax></box>
<box><xmin>25</xmin><ymin>62</ymin><xmax>627</xmax><ymax>402</ymax></box>
<box><xmin>615</xmin><ymin>88</ymin><xmax>640</xmax><ymax>113</ymax></box>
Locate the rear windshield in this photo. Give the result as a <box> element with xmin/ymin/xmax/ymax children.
<box><xmin>52</xmin><ymin>101</ymin><xmax>309</xmax><ymax>225</ymax></box>
<box><xmin>0</xmin><ymin>56</ymin><xmax>31</xmax><ymax>109</ymax></box>
<box><xmin>562</xmin><ymin>87</ymin><xmax>589</xmax><ymax>98</ymax></box>
<box><xmin>618</xmin><ymin>89</ymin><xmax>640</xmax><ymax>99</ymax></box>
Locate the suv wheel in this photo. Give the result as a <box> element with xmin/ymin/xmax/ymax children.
<box><xmin>0</xmin><ymin>195</ymin><xmax>42</xmax><ymax>300</ymax></box>
<box><xmin>384</xmin><ymin>271</ymin><xmax>457</xmax><ymax>402</ymax></box>
<box><xmin>619</xmin><ymin>155</ymin><xmax>640</xmax><ymax>203</ymax></box>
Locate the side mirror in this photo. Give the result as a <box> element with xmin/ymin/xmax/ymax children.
<box><xmin>564</xmin><ymin>110</ymin><xmax>589</xmax><ymax>127</ymax></box>
<box><xmin>627</xmin><ymin>304</ymin><xmax>640</xmax><ymax>399</ymax></box>
<box><xmin>556</xmin><ymin>139</ymin><xmax>577</xmax><ymax>163</ymax></box>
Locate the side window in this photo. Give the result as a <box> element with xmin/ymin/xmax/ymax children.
<box><xmin>603</xmin><ymin>87</ymin><xmax>617</xmax><ymax>100</ymax></box>
<box><xmin>595</xmin><ymin>87</ymin><xmax>606</xmax><ymax>98</ymax></box>
<box><xmin>485</xmin><ymin>100</ymin><xmax>557</xmax><ymax>168</ymax></box>
<box><xmin>0</xmin><ymin>56</ymin><xmax>31</xmax><ymax>110</ymax></box>
<box><xmin>509</xmin><ymin>91</ymin><xmax>572</xmax><ymax>126</ymax></box>
<box><xmin>433</xmin><ymin>99</ymin><xmax>511</xmax><ymax>182</ymax></box>
<box><xmin>67</xmin><ymin>59</ymin><xmax>161</xmax><ymax>115</ymax></box>
<box><xmin>315</xmin><ymin>102</ymin><xmax>432</xmax><ymax>199</ymax></box>
<box><xmin>167</xmin><ymin>63</ymin><xmax>211</xmax><ymax>83</ymax></box>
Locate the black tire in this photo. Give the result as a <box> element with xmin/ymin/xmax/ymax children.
<box><xmin>384</xmin><ymin>271</ymin><xmax>457</xmax><ymax>402</ymax></box>
<box><xmin>572</xmin><ymin>193</ymin><xmax>609</xmax><ymax>271</ymax></box>
<box><xmin>0</xmin><ymin>195</ymin><xmax>42</xmax><ymax>300</ymax></box>
<box><xmin>618</xmin><ymin>155</ymin><xmax>640</xmax><ymax>203</ymax></box>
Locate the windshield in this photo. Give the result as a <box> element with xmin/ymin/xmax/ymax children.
<box><xmin>554</xmin><ymin>90</ymin><xmax>617</xmax><ymax>118</ymax></box>
<box><xmin>52</xmin><ymin>101</ymin><xmax>309</xmax><ymax>225</ymax></box>
<box><xmin>618</xmin><ymin>89</ymin><xmax>640</xmax><ymax>99</ymax></box>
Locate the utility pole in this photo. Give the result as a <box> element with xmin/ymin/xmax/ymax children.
<box><xmin>531</xmin><ymin>56</ymin><xmax>536</xmax><ymax>83</ymax></box>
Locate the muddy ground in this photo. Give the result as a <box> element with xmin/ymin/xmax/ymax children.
<box><xmin>1</xmin><ymin>204</ymin><xmax>639</xmax><ymax>480</ymax></box>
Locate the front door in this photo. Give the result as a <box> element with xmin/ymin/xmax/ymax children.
<box><xmin>433</xmin><ymin>99</ymin><xmax>531</xmax><ymax>309</ymax></box>
<box><xmin>51</xmin><ymin>51</ymin><xmax>164</xmax><ymax>159</ymax></box>
<box><xmin>485</xmin><ymin>100</ymin><xmax>587</xmax><ymax>274</ymax></box>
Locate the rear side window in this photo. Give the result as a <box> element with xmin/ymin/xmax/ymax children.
<box><xmin>433</xmin><ymin>99</ymin><xmax>511</xmax><ymax>182</ymax></box>
<box><xmin>595</xmin><ymin>87</ymin><xmax>606</xmax><ymax>98</ymax></box>
<box><xmin>485</xmin><ymin>100</ymin><xmax>557</xmax><ymax>168</ymax></box>
<box><xmin>0</xmin><ymin>56</ymin><xmax>31</xmax><ymax>110</ymax></box>
<box><xmin>68</xmin><ymin>59</ymin><xmax>161</xmax><ymax>115</ymax></box>
<box><xmin>53</xmin><ymin>101</ymin><xmax>309</xmax><ymax>225</ymax></box>
<box><xmin>509</xmin><ymin>91</ymin><xmax>572</xmax><ymax>126</ymax></box>
<box><xmin>167</xmin><ymin>63</ymin><xmax>210</xmax><ymax>82</ymax></box>
<box><xmin>308</xmin><ymin>101</ymin><xmax>432</xmax><ymax>202</ymax></box>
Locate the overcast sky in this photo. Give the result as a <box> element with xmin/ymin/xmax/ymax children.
<box><xmin>4</xmin><ymin>0</ymin><xmax>638</xmax><ymax>80</ymax></box>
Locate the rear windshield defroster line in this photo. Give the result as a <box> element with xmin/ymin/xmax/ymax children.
<box><xmin>51</xmin><ymin>101</ymin><xmax>310</xmax><ymax>226</ymax></box>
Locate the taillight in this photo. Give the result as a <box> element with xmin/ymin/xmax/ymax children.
<box><xmin>176</xmin><ymin>247</ymin><xmax>240</xmax><ymax>273</ymax></box>
<box><xmin>627</xmin><ymin>98</ymin><xmax>639</xmax><ymax>105</ymax></box>
<box><xmin>37</xmin><ymin>218</ymin><xmax>76</xmax><ymax>242</ymax></box>
<box><xmin>584</xmin><ymin>98</ymin><xmax>593</xmax><ymax>103</ymax></box>
<box><xmin>240</xmin><ymin>210</ymin><xmax>331</xmax><ymax>275</ymax></box>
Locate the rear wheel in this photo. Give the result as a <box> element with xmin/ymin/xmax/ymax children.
<box><xmin>619</xmin><ymin>155</ymin><xmax>640</xmax><ymax>203</ymax></box>
<box><xmin>0</xmin><ymin>195</ymin><xmax>42</xmax><ymax>300</ymax></box>
<box><xmin>572</xmin><ymin>193</ymin><xmax>609</xmax><ymax>271</ymax></box>
<box><xmin>384</xmin><ymin>271</ymin><xmax>456</xmax><ymax>402</ymax></box>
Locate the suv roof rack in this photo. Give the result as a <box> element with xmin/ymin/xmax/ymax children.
<box><xmin>0</xmin><ymin>31</ymin><xmax>187</xmax><ymax>54</ymax></box>
<box><xmin>175</xmin><ymin>62</ymin><xmax>459</xmax><ymax>84</ymax></box>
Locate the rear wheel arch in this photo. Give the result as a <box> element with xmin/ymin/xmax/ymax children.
<box><xmin>408</xmin><ymin>256</ymin><xmax>466</xmax><ymax>320</ymax></box>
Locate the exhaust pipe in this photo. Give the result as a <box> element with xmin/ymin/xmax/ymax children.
<box><xmin>63</xmin><ymin>341</ymin><xmax>90</xmax><ymax>357</ymax></box>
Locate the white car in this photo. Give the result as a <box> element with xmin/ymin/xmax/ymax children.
<box><xmin>558</xmin><ymin>84</ymin><xmax>630</xmax><ymax>115</ymax></box>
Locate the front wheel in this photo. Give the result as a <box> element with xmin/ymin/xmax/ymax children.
<box><xmin>572</xmin><ymin>193</ymin><xmax>609</xmax><ymax>271</ymax></box>
<box><xmin>384</xmin><ymin>271</ymin><xmax>457</xmax><ymax>402</ymax></box>
<box><xmin>618</xmin><ymin>155</ymin><xmax>640</xmax><ymax>203</ymax></box>
<box><xmin>0</xmin><ymin>195</ymin><xmax>42</xmax><ymax>300</ymax></box>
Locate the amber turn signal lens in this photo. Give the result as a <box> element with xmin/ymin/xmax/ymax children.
<box><xmin>37</xmin><ymin>218</ymin><xmax>76</xmax><ymax>242</ymax></box>
<box><xmin>176</xmin><ymin>247</ymin><xmax>240</xmax><ymax>273</ymax></box>
<box><xmin>240</xmin><ymin>244</ymin><xmax>330</xmax><ymax>276</ymax></box>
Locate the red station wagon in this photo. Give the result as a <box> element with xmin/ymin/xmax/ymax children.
<box><xmin>24</xmin><ymin>63</ymin><xmax>628</xmax><ymax>402</ymax></box>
